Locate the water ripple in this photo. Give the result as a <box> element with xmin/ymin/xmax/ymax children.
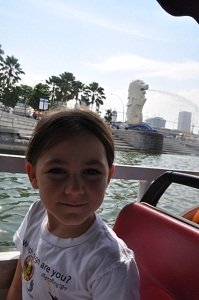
<box><xmin>1</xmin><ymin>153</ymin><xmax>199</xmax><ymax>251</ymax></box>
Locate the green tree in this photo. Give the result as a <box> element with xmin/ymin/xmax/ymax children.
<box><xmin>72</xmin><ymin>80</ymin><xmax>84</xmax><ymax>100</ymax></box>
<box><xmin>80</xmin><ymin>95</ymin><xmax>90</xmax><ymax>107</ymax></box>
<box><xmin>72</xmin><ymin>80</ymin><xmax>84</xmax><ymax>107</ymax></box>
<box><xmin>59</xmin><ymin>72</ymin><xmax>76</xmax><ymax>104</ymax></box>
<box><xmin>1</xmin><ymin>86</ymin><xmax>22</xmax><ymax>108</ymax></box>
<box><xmin>0</xmin><ymin>55</ymin><xmax>25</xmax><ymax>88</ymax></box>
<box><xmin>46</xmin><ymin>75</ymin><xmax>61</xmax><ymax>106</ymax></box>
<box><xmin>46</xmin><ymin>72</ymin><xmax>78</xmax><ymax>107</ymax></box>
<box><xmin>83</xmin><ymin>82</ymin><xmax>105</xmax><ymax>112</ymax></box>
<box><xmin>0</xmin><ymin>54</ymin><xmax>25</xmax><ymax>107</ymax></box>
<box><xmin>29</xmin><ymin>83</ymin><xmax>50</xmax><ymax>110</ymax></box>
<box><xmin>0</xmin><ymin>44</ymin><xmax>4</xmax><ymax>63</ymax></box>
<box><xmin>18</xmin><ymin>84</ymin><xmax>34</xmax><ymax>106</ymax></box>
<box><xmin>104</xmin><ymin>109</ymin><xmax>113</xmax><ymax>124</ymax></box>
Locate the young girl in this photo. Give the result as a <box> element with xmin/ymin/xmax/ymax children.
<box><xmin>7</xmin><ymin>108</ymin><xmax>140</xmax><ymax>300</ymax></box>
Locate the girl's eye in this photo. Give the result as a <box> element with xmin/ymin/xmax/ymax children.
<box><xmin>48</xmin><ymin>168</ymin><xmax>66</xmax><ymax>174</ymax></box>
<box><xmin>84</xmin><ymin>169</ymin><xmax>101</xmax><ymax>176</ymax></box>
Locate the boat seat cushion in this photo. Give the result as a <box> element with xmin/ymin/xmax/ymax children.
<box><xmin>113</xmin><ymin>202</ymin><xmax>199</xmax><ymax>300</ymax></box>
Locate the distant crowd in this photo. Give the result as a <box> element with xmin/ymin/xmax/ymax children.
<box><xmin>27</xmin><ymin>109</ymin><xmax>47</xmax><ymax>120</ymax></box>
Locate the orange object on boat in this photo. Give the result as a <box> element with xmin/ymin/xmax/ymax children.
<box><xmin>192</xmin><ymin>209</ymin><xmax>199</xmax><ymax>223</ymax></box>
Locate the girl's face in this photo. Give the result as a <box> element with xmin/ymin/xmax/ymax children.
<box><xmin>26</xmin><ymin>131</ymin><xmax>114</xmax><ymax>238</ymax></box>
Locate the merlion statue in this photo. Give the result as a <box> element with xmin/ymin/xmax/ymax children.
<box><xmin>126</xmin><ymin>79</ymin><xmax>149</xmax><ymax>124</ymax></box>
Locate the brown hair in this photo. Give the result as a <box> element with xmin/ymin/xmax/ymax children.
<box><xmin>26</xmin><ymin>108</ymin><xmax>114</xmax><ymax>167</ymax></box>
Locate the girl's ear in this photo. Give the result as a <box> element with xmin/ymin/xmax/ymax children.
<box><xmin>26</xmin><ymin>162</ymin><xmax>38</xmax><ymax>189</ymax></box>
<box><xmin>107</xmin><ymin>165</ymin><xmax>115</xmax><ymax>184</ymax></box>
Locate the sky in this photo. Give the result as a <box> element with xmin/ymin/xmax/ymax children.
<box><xmin>1</xmin><ymin>0</ymin><xmax>199</xmax><ymax>132</ymax></box>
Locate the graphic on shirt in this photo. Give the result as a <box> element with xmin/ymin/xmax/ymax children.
<box><xmin>23</xmin><ymin>255</ymin><xmax>34</xmax><ymax>281</ymax></box>
<box><xmin>22</xmin><ymin>239</ymin><xmax>72</xmax><ymax>293</ymax></box>
<box><xmin>49</xmin><ymin>291</ymin><xmax>59</xmax><ymax>300</ymax></box>
<box><xmin>27</xmin><ymin>279</ymin><xmax>34</xmax><ymax>292</ymax></box>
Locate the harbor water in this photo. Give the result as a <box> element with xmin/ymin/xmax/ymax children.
<box><xmin>1</xmin><ymin>151</ymin><xmax>199</xmax><ymax>252</ymax></box>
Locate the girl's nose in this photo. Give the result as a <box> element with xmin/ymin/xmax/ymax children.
<box><xmin>64</xmin><ymin>175</ymin><xmax>84</xmax><ymax>195</ymax></box>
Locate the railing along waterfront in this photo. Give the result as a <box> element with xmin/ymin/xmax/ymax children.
<box><xmin>1</xmin><ymin>153</ymin><xmax>199</xmax><ymax>299</ymax></box>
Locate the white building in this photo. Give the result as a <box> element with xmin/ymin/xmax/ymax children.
<box><xmin>177</xmin><ymin>111</ymin><xmax>192</xmax><ymax>133</ymax></box>
<box><xmin>112</xmin><ymin>110</ymin><xmax>117</xmax><ymax>122</ymax></box>
<box><xmin>145</xmin><ymin>117</ymin><xmax>166</xmax><ymax>129</ymax></box>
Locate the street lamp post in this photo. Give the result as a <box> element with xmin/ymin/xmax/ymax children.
<box><xmin>111</xmin><ymin>93</ymin><xmax>125</xmax><ymax>122</ymax></box>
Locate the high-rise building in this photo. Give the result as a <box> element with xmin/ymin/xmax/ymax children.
<box><xmin>177</xmin><ymin>111</ymin><xmax>192</xmax><ymax>132</ymax></box>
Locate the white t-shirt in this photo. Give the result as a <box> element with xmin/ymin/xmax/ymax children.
<box><xmin>14</xmin><ymin>200</ymin><xmax>140</xmax><ymax>299</ymax></box>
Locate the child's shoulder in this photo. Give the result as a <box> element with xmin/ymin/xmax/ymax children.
<box><xmin>95</xmin><ymin>215</ymin><xmax>134</xmax><ymax>260</ymax></box>
<box><xmin>28</xmin><ymin>199</ymin><xmax>45</xmax><ymax>214</ymax></box>
<box><xmin>25</xmin><ymin>200</ymin><xmax>46</xmax><ymax>224</ymax></box>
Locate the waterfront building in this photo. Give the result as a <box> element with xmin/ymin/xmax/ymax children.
<box><xmin>177</xmin><ymin>111</ymin><xmax>192</xmax><ymax>133</ymax></box>
<box><xmin>112</xmin><ymin>110</ymin><xmax>117</xmax><ymax>122</ymax></box>
<box><xmin>145</xmin><ymin>117</ymin><xmax>166</xmax><ymax>129</ymax></box>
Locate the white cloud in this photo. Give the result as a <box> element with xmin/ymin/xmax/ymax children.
<box><xmin>86</xmin><ymin>54</ymin><xmax>199</xmax><ymax>80</ymax></box>
<box><xmin>27</xmin><ymin>0</ymin><xmax>168</xmax><ymax>41</ymax></box>
<box><xmin>20</xmin><ymin>72</ymin><xmax>48</xmax><ymax>86</ymax></box>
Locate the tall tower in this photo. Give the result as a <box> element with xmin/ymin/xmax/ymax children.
<box><xmin>177</xmin><ymin>111</ymin><xmax>192</xmax><ymax>133</ymax></box>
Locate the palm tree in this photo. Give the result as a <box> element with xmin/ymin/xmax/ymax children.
<box><xmin>0</xmin><ymin>55</ymin><xmax>25</xmax><ymax>88</ymax></box>
<box><xmin>0</xmin><ymin>55</ymin><xmax>25</xmax><ymax>107</ymax></box>
<box><xmin>46</xmin><ymin>73</ymin><xmax>79</xmax><ymax>107</ymax></box>
<box><xmin>46</xmin><ymin>75</ymin><xmax>61</xmax><ymax>106</ymax></box>
<box><xmin>59</xmin><ymin>72</ymin><xmax>76</xmax><ymax>104</ymax></box>
<box><xmin>83</xmin><ymin>82</ymin><xmax>106</xmax><ymax>112</ymax></box>
<box><xmin>0</xmin><ymin>44</ymin><xmax>4</xmax><ymax>63</ymax></box>
<box><xmin>72</xmin><ymin>80</ymin><xmax>84</xmax><ymax>107</ymax></box>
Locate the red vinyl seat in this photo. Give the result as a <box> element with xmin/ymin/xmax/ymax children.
<box><xmin>113</xmin><ymin>202</ymin><xmax>199</xmax><ymax>300</ymax></box>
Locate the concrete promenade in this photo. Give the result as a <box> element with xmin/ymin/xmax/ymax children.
<box><xmin>0</xmin><ymin>110</ymin><xmax>37</xmax><ymax>137</ymax></box>
<box><xmin>112</xmin><ymin>129</ymin><xmax>199</xmax><ymax>155</ymax></box>
<box><xmin>0</xmin><ymin>110</ymin><xmax>199</xmax><ymax>156</ymax></box>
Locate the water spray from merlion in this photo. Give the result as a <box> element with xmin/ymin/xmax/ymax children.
<box><xmin>149</xmin><ymin>89</ymin><xmax>199</xmax><ymax>114</ymax></box>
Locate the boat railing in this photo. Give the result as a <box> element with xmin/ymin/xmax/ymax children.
<box><xmin>1</xmin><ymin>153</ymin><xmax>199</xmax><ymax>299</ymax></box>
<box><xmin>1</xmin><ymin>153</ymin><xmax>199</xmax><ymax>199</ymax></box>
